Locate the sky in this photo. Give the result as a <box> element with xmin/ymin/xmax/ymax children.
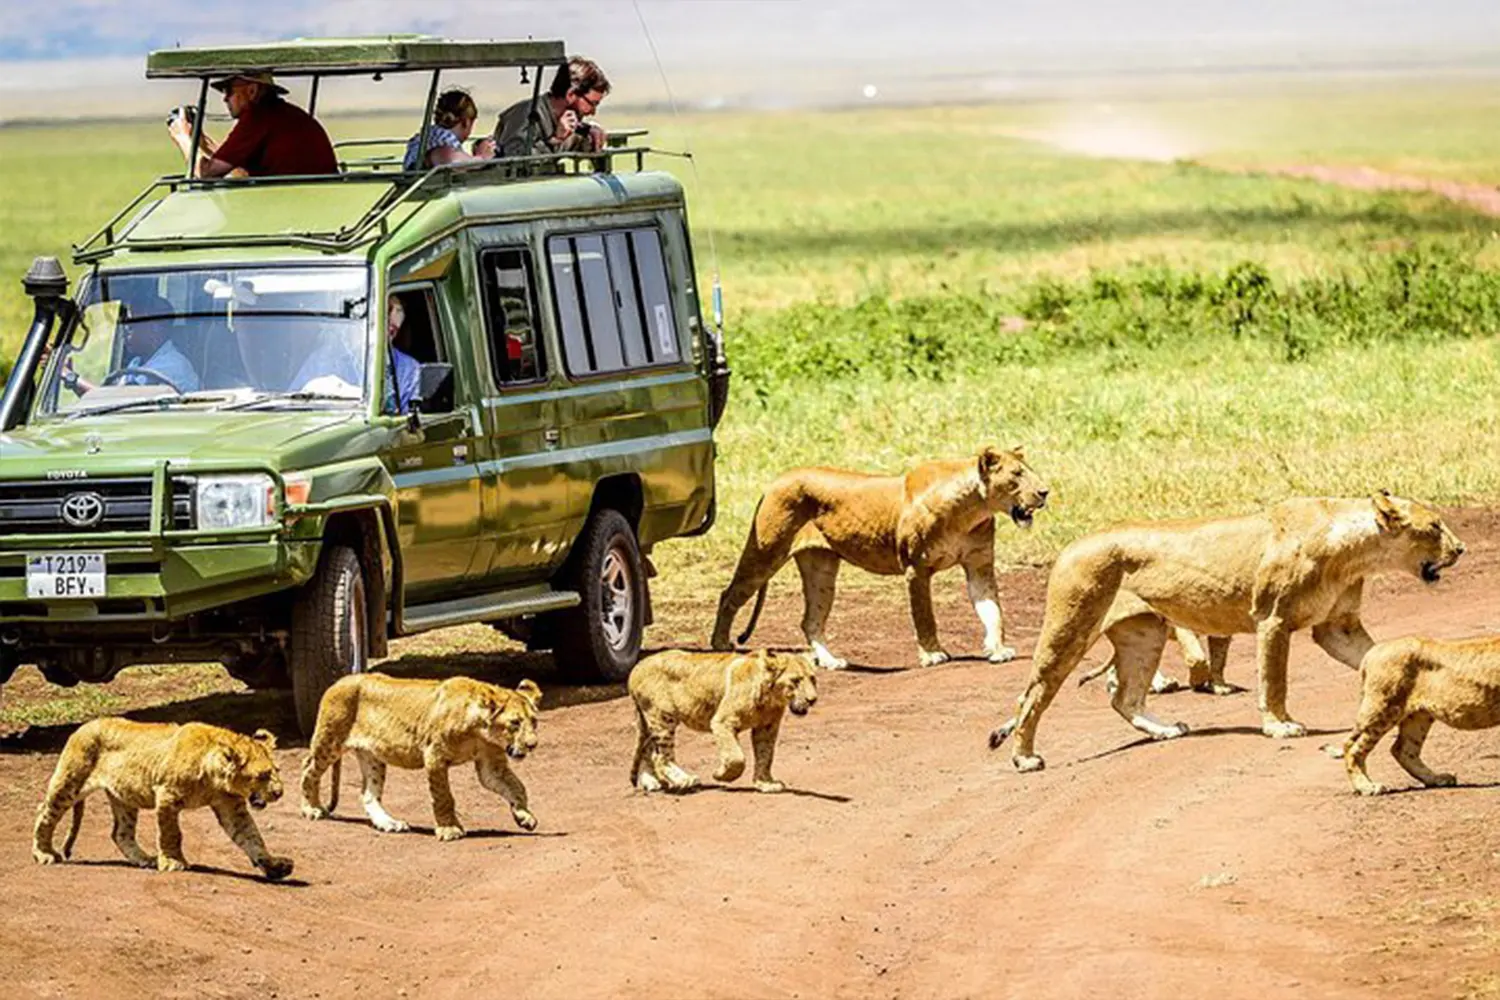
<box><xmin>0</xmin><ymin>0</ymin><xmax>1496</xmax><ymax>119</ymax></box>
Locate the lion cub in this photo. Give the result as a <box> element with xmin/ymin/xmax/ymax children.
<box><xmin>1342</xmin><ymin>634</ymin><xmax>1500</xmax><ymax>795</ymax></box>
<box><xmin>300</xmin><ymin>673</ymin><xmax>542</xmax><ymax>841</ymax></box>
<box><xmin>629</xmin><ymin>649</ymin><xmax>818</xmax><ymax>794</ymax></box>
<box><xmin>33</xmin><ymin>718</ymin><xmax>293</xmax><ymax>880</ymax></box>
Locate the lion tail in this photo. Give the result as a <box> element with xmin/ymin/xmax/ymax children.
<box><xmin>62</xmin><ymin>800</ymin><xmax>85</xmax><ymax>860</ymax></box>
<box><xmin>327</xmin><ymin>756</ymin><xmax>342</xmax><ymax>813</ymax></box>
<box><xmin>736</xmin><ymin>584</ymin><xmax>770</xmax><ymax>646</ymax></box>
<box><xmin>1076</xmin><ymin>660</ymin><xmax>1112</xmax><ymax>688</ymax></box>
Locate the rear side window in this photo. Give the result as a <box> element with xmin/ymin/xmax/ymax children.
<box><xmin>548</xmin><ymin>228</ymin><xmax>681</xmax><ymax>377</ymax></box>
<box><xmin>478</xmin><ymin>248</ymin><xmax>546</xmax><ymax>385</ymax></box>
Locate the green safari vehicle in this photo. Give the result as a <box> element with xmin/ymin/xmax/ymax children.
<box><xmin>0</xmin><ymin>37</ymin><xmax>730</xmax><ymax>733</ymax></box>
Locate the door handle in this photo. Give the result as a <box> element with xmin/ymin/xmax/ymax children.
<box><xmin>544</xmin><ymin>428</ymin><xmax>561</xmax><ymax>448</ymax></box>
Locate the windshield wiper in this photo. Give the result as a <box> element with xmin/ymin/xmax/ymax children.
<box><xmin>218</xmin><ymin>390</ymin><xmax>362</xmax><ymax>411</ymax></box>
<box><xmin>62</xmin><ymin>390</ymin><xmax>249</xmax><ymax>421</ymax></box>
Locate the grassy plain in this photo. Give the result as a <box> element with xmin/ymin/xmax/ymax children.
<box><xmin>2</xmin><ymin>76</ymin><xmax>1500</xmax><ymax>724</ymax></box>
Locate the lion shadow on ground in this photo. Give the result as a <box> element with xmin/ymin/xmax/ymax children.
<box><xmin>665</xmin><ymin>785</ymin><xmax>853</xmax><ymax>804</ymax></box>
<box><xmin>315</xmin><ymin>813</ymin><xmax>568</xmax><ymax>839</ymax></box>
<box><xmin>59</xmin><ymin>857</ymin><xmax>310</xmax><ymax>887</ymax></box>
<box><xmin>1070</xmin><ymin>725</ymin><xmax>1346</xmax><ymax>764</ymax></box>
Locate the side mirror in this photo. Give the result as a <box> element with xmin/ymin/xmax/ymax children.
<box><xmin>412</xmin><ymin>362</ymin><xmax>454</xmax><ymax>414</ymax></box>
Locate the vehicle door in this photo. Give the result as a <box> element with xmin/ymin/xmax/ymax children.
<box><xmin>467</xmin><ymin>229</ymin><xmax>574</xmax><ymax>584</ymax></box>
<box><xmin>382</xmin><ymin>258</ymin><xmax>488</xmax><ymax>605</ymax></box>
<box><xmin>541</xmin><ymin>217</ymin><xmax>714</xmax><ymax>547</ymax></box>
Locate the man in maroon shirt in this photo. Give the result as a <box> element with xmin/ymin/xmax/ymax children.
<box><xmin>167</xmin><ymin>72</ymin><xmax>337</xmax><ymax>178</ymax></box>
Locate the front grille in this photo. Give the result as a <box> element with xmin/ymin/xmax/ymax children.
<box><xmin>0</xmin><ymin>478</ymin><xmax>194</xmax><ymax>535</ymax></box>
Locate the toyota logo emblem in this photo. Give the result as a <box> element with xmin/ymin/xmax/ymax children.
<box><xmin>60</xmin><ymin>491</ymin><xmax>106</xmax><ymax>528</ymax></box>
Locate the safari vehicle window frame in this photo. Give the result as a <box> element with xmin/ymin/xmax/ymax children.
<box><xmin>544</xmin><ymin>223</ymin><xmax>688</xmax><ymax>383</ymax></box>
<box><xmin>31</xmin><ymin>260</ymin><xmax>374</xmax><ymax>421</ymax></box>
<box><xmin>474</xmin><ymin>244</ymin><xmax>549</xmax><ymax>392</ymax></box>
<box><xmin>385</xmin><ymin>279</ymin><xmax>458</xmax><ymax>415</ymax></box>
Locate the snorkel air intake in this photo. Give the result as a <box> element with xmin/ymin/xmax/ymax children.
<box><xmin>0</xmin><ymin>256</ymin><xmax>70</xmax><ymax>432</ymax></box>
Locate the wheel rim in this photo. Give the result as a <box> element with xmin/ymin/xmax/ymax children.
<box><xmin>599</xmin><ymin>546</ymin><xmax>634</xmax><ymax>653</ymax></box>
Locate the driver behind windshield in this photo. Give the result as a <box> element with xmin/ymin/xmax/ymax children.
<box><xmin>291</xmin><ymin>294</ymin><xmax>417</xmax><ymax>410</ymax></box>
<box><xmin>60</xmin><ymin>296</ymin><xmax>201</xmax><ymax>397</ymax></box>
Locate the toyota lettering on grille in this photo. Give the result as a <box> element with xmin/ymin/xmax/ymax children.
<box><xmin>60</xmin><ymin>492</ymin><xmax>106</xmax><ymax>529</ymax></box>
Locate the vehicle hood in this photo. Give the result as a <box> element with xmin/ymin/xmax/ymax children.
<box><xmin>0</xmin><ymin>409</ymin><xmax>378</xmax><ymax>476</ymax></box>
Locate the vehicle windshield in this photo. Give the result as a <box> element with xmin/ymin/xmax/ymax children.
<box><xmin>35</xmin><ymin>265</ymin><xmax>370</xmax><ymax>417</ymax></box>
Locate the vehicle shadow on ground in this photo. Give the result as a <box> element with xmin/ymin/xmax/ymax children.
<box><xmin>0</xmin><ymin>649</ymin><xmax>629</xmax><ymax>754</ymax></box>
<box><xmin>317</xmin><ymin>814</ymin><xmax>569</xmax><ymax>839</ymax></box>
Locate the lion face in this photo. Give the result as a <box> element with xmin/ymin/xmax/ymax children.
<box><xmin>764</xmin><ymin>652</ymin><xmax>819</xmax><ymax>716</ymax></box>
<box><xmin>1373</xmin><ymin>492</ymin><xmax>1466</xmax><ymax>583</ymax></box>
<box><xmin>217</xmin><ymin>730</ymin><xmax>284</xmax><ymax>810</ymax></box>
<box><xmin>483</xmin><ymin>679</ymin><xmax>542</xmax><ymax>761</ymax></box>
<box><xmin>978</xmin><ymin>445</ymin><xmax>1049</xmax><ymax>529</ymax></box>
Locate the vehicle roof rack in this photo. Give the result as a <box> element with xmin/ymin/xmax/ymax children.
<box><xmin>146</xmin><ymin>35</ymin><xmax>565</xmax><ymax>78</ymax></box>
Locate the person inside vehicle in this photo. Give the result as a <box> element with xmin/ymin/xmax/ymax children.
<box><xmin>291</xmin><ymin>295</ymin><xmax>418</xmax><ymax>410</ymax></box>
<box><xmin>495</xmin><ymin>57</ymin><xmax>610</xmax><ymax>158</ymax></box>
<box><xmin>59</xmin><ymin>296</ymin><xmax>201</xmax><ymax>396</ymax></box>
<box><xmin>404</xmin><ymin>88</ymin><xmax>497</xmax><ymax>170</ymax></box>
<box><xmin>166</xmin><ymin>71</ymin><xmax>338</xmax><ymax>178</ymax></box>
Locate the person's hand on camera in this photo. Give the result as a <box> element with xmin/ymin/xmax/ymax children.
<box><xmin>473</xmin><ymin>136</ymin><xmax>497</xmax><ymax>159</ymax></box>
<box><xmin>554</xmin><ymin>109</ymin><xmax>581</xmax><ymax>144</ymax></box>
<box><xmin>588</xmin><ymin>124</ymin><xmax>607</xmax><ymax>152</ymax></box>
<box><xmin>165</xmin><ymin>106</ymin><xmax>196</xmax><ymax>139</ymax></box>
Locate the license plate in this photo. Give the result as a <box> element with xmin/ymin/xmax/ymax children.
<box><xmin>26</xmin><ymin>552</ymin><xmax>106</xmax><ymax>599</ymax></box>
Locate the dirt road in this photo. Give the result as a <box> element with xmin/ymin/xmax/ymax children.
<box><xmin>2</xmin><ymin>513</ymin><xmax>1498</xmax><ymax>1000</ymax></box>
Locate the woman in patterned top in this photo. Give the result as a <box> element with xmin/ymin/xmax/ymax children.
<box><xmin>403</xmin><ymin>89</ymin><xmax>497</xmax><ymax>171</ymax></box>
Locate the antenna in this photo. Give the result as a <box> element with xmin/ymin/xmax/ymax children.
<box><xmin>631</xmin><ymin>0</ymin><xmax>725</xmax><ymax>340</ymax></box>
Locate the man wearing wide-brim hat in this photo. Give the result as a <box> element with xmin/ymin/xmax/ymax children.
<box><xmin>167</xmin><ymin>70</ymin><xmax>337</xmax><ymax>178</ymax></box>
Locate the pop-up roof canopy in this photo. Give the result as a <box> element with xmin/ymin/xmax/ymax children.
<box><xmin>146</xmin><ymin>35</ymin><xmax>565</xmax><ymax>78</ymax></box>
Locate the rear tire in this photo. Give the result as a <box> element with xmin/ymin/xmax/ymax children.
<box><xmin>554</xmin><ymin>509</ymin><xmax>644</xmax><ymax>682</ymax></box>
<box><xmin>290</xmin><ymin>546</ymin><xmax>367</xmax><ymax>737</ymax></box>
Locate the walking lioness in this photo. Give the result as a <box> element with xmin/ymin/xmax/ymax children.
<box><xmin>990</xmin><ymin>493</ymin><xmax>1465</xmax><ymax>772</ymax></box>
<box><xmin>712</xmin><ymin>446</ymin><xmax>1048</xmax><ymax>669</ymax></box>
<box><xmin>300</xmin><ymin>673</ymin><xmax>542</xmax><ymax>841</ymax></box>
<box><xmin>1340</xmin><ymin>634</ymin><xmax>1500</xmax><ymax>795</ymax></box>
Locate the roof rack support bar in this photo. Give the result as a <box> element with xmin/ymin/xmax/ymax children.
<box><xmin>307</xmin><ymin>74</ymin><xmax>321</xmax><ymax>116</ymax></box>
<box><xmin>415</xmin><ymin>69</ymin><xmax>441</xmax><ymax>171</ymax></box>
<box><xmin>187</xmin><ymin>77</ymin><xmax>208</xmax><ymax>179</ymax></box>
<box><xmin>522</xmin><ymin>63</ymin><xmax>545</xmax><ymax>168</ymax></box>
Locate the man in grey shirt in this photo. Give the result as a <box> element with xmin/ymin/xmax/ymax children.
<box><xmin>495</xmin><ymin>57</ymin><xmax>611</xmax><ymax>158</ymax></box>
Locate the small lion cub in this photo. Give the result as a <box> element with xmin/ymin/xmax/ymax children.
<box><xmin>300</xmin><ymin>673</ymin><xmax>542</xmax><ymax>841</ymax></box>
<box><xmin>629</xmin><ymin>649</ymin><xmax>818</xmax><ymax>794</ymax></box>
<box><xmin>1342</xmin><ymin>634</ymin><xmax>1500</xmax><ymax>795</ymax></box>
<box><xmin>33</xmin><ymin>718</ymin><xmax>293</xmax><ymax>880</ymax></box>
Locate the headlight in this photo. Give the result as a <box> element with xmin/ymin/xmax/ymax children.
<box><xmin>195</xmin><ymin>474</ymin><xmax>276</xmax><ymax>530</ymax></box>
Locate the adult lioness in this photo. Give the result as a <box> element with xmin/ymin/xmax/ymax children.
<box><xmin>33</xmin><ymin>719</ymin><xmax>293</xmax><ymax>880</ymax></box>
<box><xmin>300</xmin><ymin>673</ymin><xmax>541</xmax><ymax>841</ymax></box>
<box><xmin>712</xmin><ymin>446</ymin><xmax>1048</xmax><ymax>669</ymax></box>
<box><xmin>990</xmin><ymin>493</ymin><xmax>1465</xmax><ymax>772</ymax></box>
<box><xmin>628</xmin><ymin>649</ymin><xmax>818</xmax><ymax>793</ymax></box>
<box><xmin>1340</xmin><ymin>634</ymin><xmax>1500</xmax><ymax>795</ymax></box>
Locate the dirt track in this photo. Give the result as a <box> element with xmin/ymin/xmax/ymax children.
<box><xmin>2</xmin><ymin>513</ymin><xmax>1499</xmax><ymax>1000</ymax></box>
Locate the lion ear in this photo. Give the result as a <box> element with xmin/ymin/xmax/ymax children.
<box><xmin>758</xmin><ymin>649</ymin><xmax>783</xmax><ymax>677</ymax></box>
<box><xmin>515</xmin><ymin>679</ymin><xmax>542</xmax><ymax>710</ymax></box>
<box><xmin>252</xmin><ymin>729</ymin><xmax>277</xmax><ymax>752</ymax></box>
<box><xmin>1372</xmin><ymin>491</ymin><xmax>1406</xmax><ymax>531</ymax></box>
<box><xmin>978</xmin><ymin>446</ymin><xmax>1002</xmax><ymax>477</ymax></box>
<box><xmin>1009</xmin><ymin>444</ymin><xmax>1026</xmax><ymax>461</ymax></box>
<box><xmin>206</xmin><ymin>746</ymin><xmax>241</xmax><ymax>782</ymax></box>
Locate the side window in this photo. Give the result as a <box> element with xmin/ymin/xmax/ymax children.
<box><xmin>548</xmin><ymin>226</ymin><xmax>681</xmax><ymax>377</ymax></box>
<box><xmin>385</xmin><ymin>286</ymin><xmax>446</xmax><ymax>414</ymax></box>
<box><xmin>478</xmin><ymin>247</ymin><xmax>546</xmax><ymax>385</ymax></box>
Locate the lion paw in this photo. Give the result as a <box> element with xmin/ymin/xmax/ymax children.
<box><xmin>1262</xmin><ymin>719</ymin><xmax>1308</xmax><ymax>740</ymax></box>
<box><xmin>636</xmin><ymin>771</ymin><xmax>663</xmax><ymax>793</ymax></box>
<box><xmin>513</xmin><ymin>809</ymin><xmax>538</xmax><ymax>831</ymax></box>
<box><xmin>258</xmin><ymin>856</ymin><xmax>295</xmax><ymax>881</ymax></box>
<box><xmin>373</xmin><ymin>816</ymin><xmax>410</xmax><ymax>834</ymax></box>
<box><xmin>813</xmin><ymin>651</ymin><xmax>849</xmax><ymax>670</ymax></box>
<box><xmin>754</xmin><ymin>780</ymin><xmax>786</xmax><ymax>794</ymax></box>
<box><xmin>1013</xmin><ymin>754</ymin><xmax>1046</xmax><ymax>773</ymax></box>
<box><xmin>1149</xmin><ymin>673</ymin><xmax>1182</xmax><ymax>695</ymax></box>
<box><xmin>986</xmin><ymin>645</ymin><xmax>1017</xmax><ymax>664</ymax></box>
<box><xmin>157</xmin><ymin>855</ymin><xmax>188</xmax><ymax>873</ymax></box>
<box><xmin>300</xmin><ymin>804</ymin><xmax>329</xmax><ymax>821</ymax></box>
<box><xmin>32</xmin><ymin>847</ymin><xmax>62</xmax><ymax>866</ymax></box>
<box><xmin>918</xmin><ymin>649</ymin><xmax>951</xmax><ymax>668</ymax></box>
<box><xmin>663</xmin><ymin>765</ymin><xmax>700</xmax><ymax>792</ymax></box>
<box><xmin>434</xmin><ymin>825</ymin><xmax>466</xmax><ymax>842</ymax></box>
<box><xmin>714</xmin><ymin>759</ymin><xmax>747</xmax><ymax>783</ymax></box>
<box><xmin>1424</xmin><ymin>773</ymin><xmax>1459</xmax><ymax>788</ymax></box>
<box><xmin>709</xmin><ymin>630</ymin><xmax>734</xmax><ymax>652</ymax></box>
<box><xmin>1354</xmin><ymin>781</ymin><xmax>1388</xmax><ymax>797</ymax></box>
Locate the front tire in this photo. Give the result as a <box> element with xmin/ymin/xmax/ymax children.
<box><xmin>290</xmin><ymin>545</ymin><xmax>368</xmax><ymax>736</ymax></box>
<box><xmin>554</xmin><ymin>509</ymin><xmax>644</xmax><ymax>682</ymax></box>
